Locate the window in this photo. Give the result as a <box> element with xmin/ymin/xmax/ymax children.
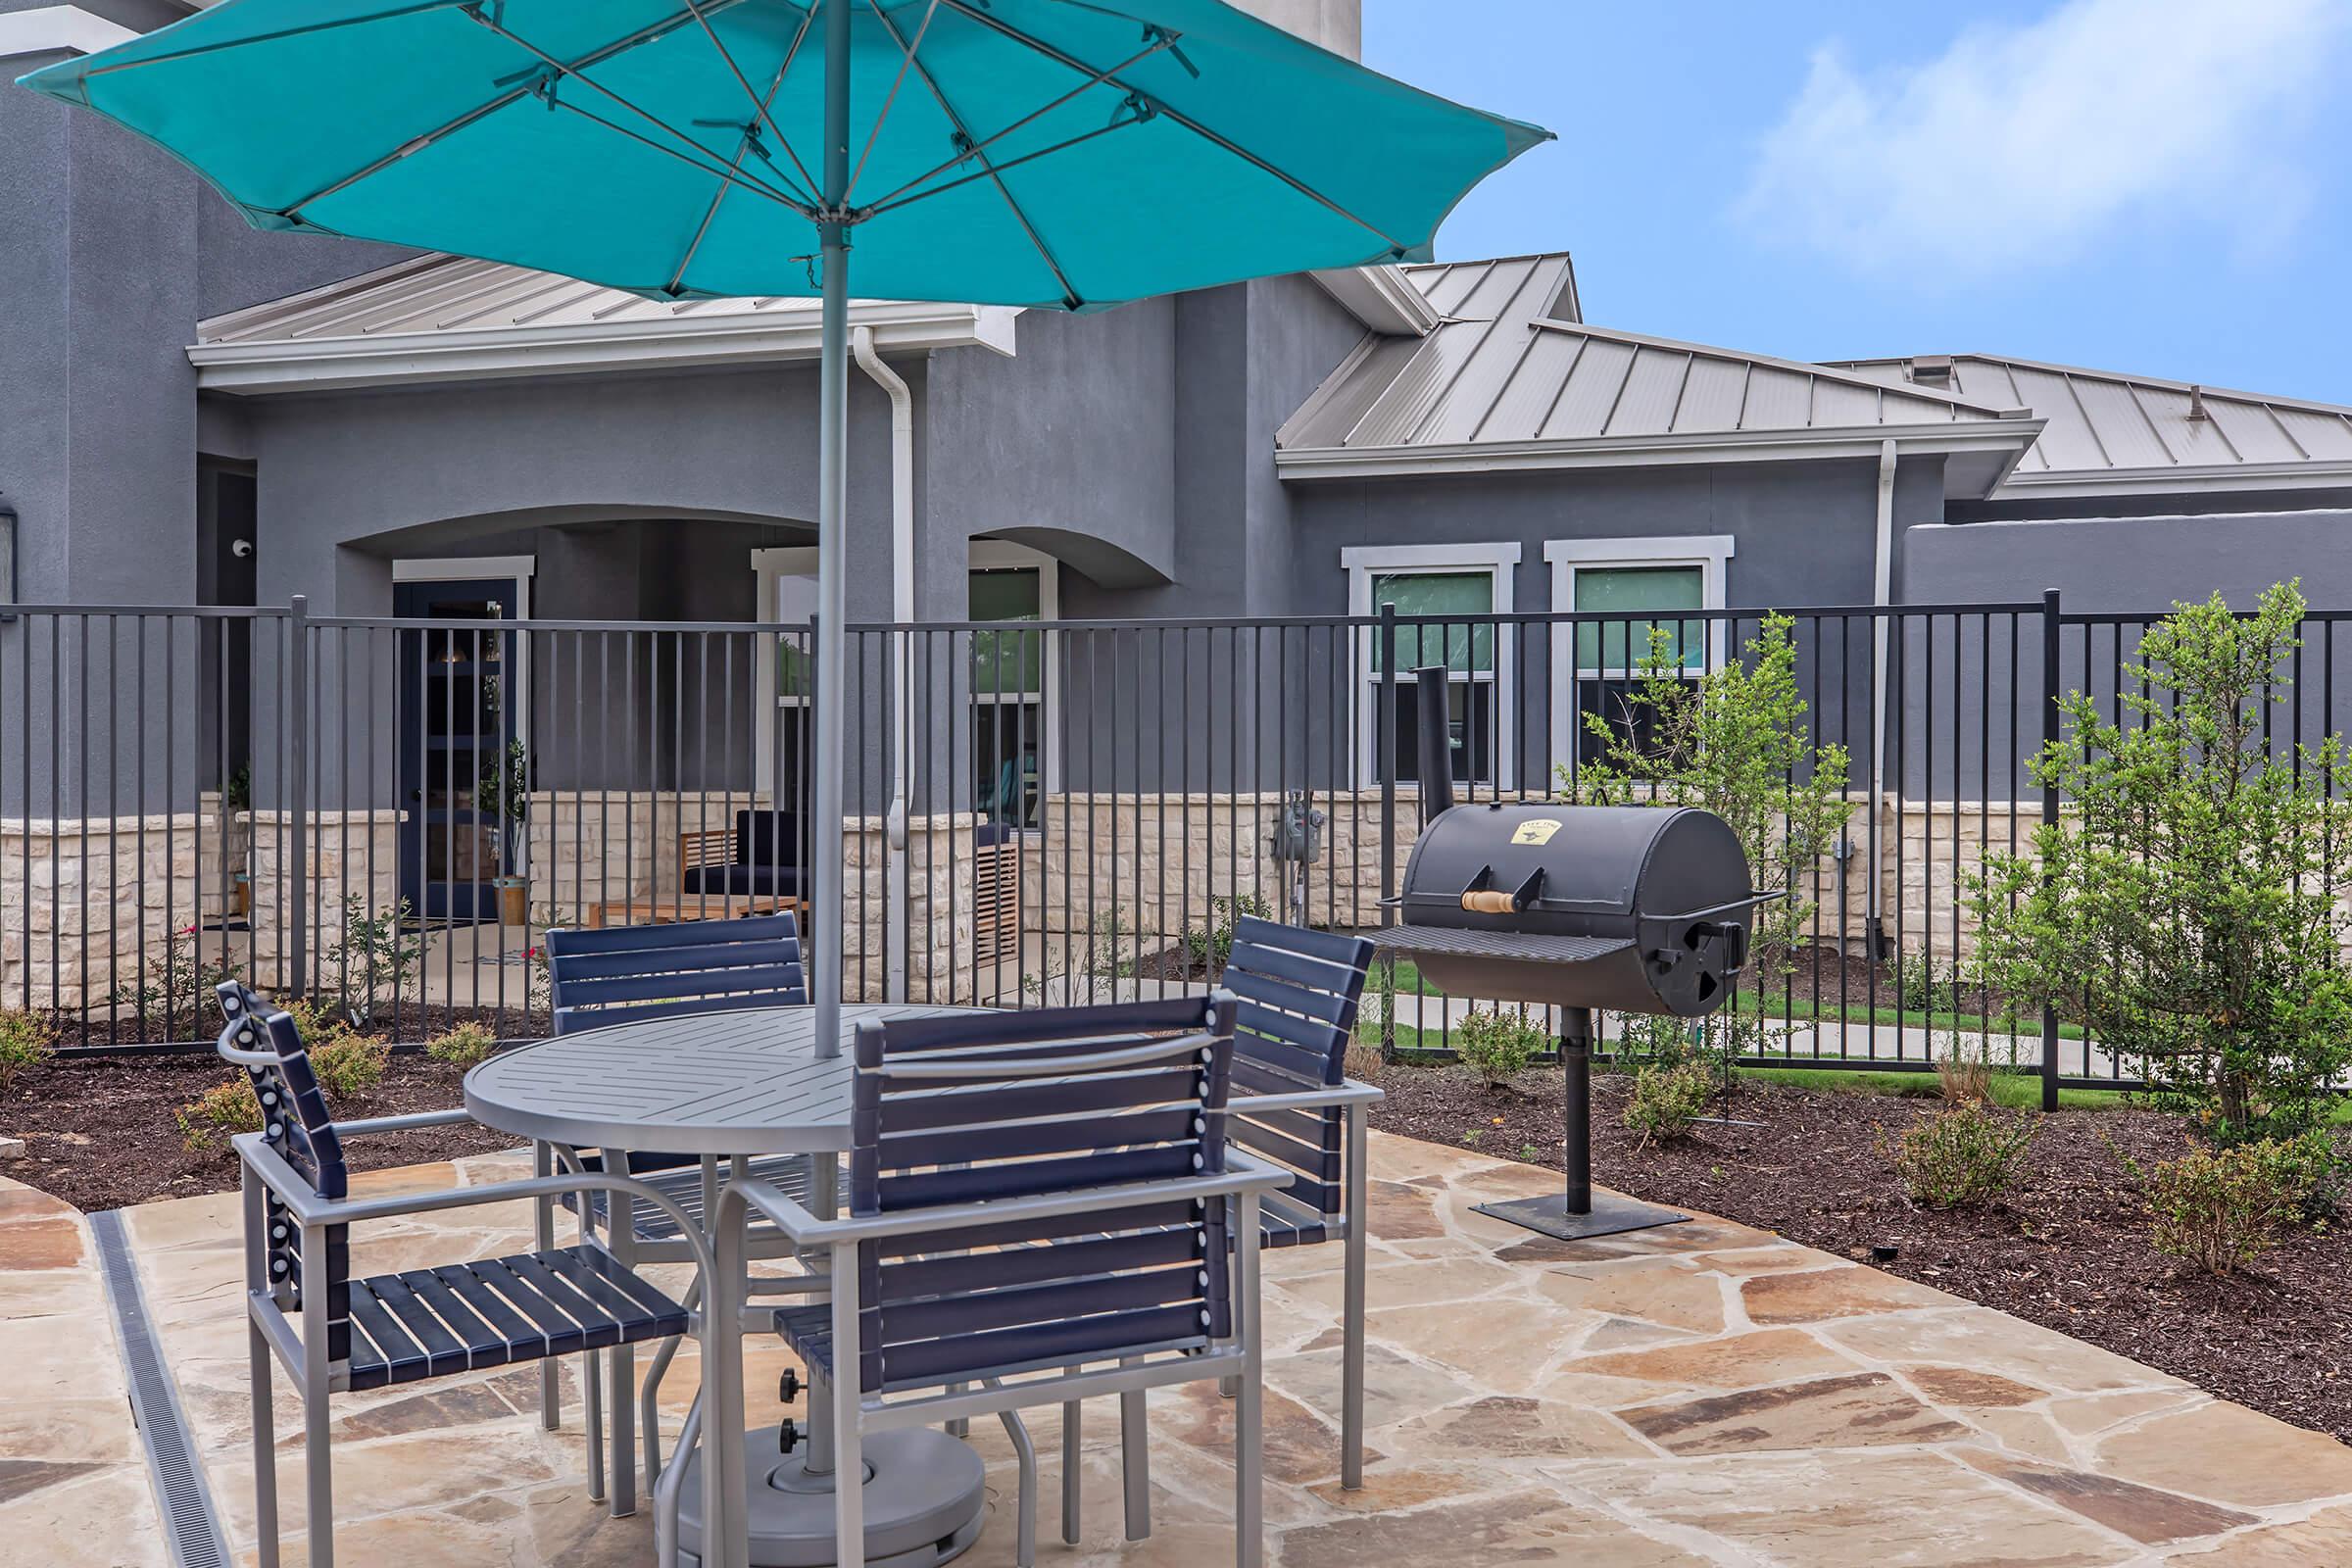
<box><xmin>1545</xmin><ymin>536</ymin><xmax>1733</xmax><ymax>767</ymax></box>
<box><xmin>1345</xmin><ymin>543</ymin><xmax>1520</xmax><ymax>789</ymax></box>
<box><xmin>969</xmin><ymin>540</ymin><xmax>1056</xmax><ymax>827</ymax></box>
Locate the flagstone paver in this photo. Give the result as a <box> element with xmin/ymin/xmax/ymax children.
<box><xmin>16</xmin><ymin>1133</ymin><xmax>2352</xmax><ymax>1566</ymax></box>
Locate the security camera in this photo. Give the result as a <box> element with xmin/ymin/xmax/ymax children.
<box><xmin>231</xmin><ymin>538</ymin><xmax>254</xmax><ymax>559</ymax></box>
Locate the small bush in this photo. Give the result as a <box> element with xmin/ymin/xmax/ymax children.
<box><xmin>1935</xmin><ymin>1036</ymin><xmax>1994</xmax><ymax>1106</ymax></box>
<box><xmin>1454</xmin><ymin>1006</ymin><xmax>1545</xmax><ymax>1089</ymax></box>
<box><xmin>425</xmin><ymin>1020</ymin><xmax>501</xmax><ymax>1069</ymax></box>
<box><xmin>1893</xmin><ymin>949</ymin><xmax>1958</xmax><ymax>1016</ymax></box>
<box><xmin>2138</xmin><ymin>1135</ymin><xmax>2337</xmax><ymax>1276</ymax></box>
<box><xmin>1612</xmin><ymin>1011</ymin><xmax>1693</xmax><ymax>1069</ymax></box>
<box><xmin>311</xmin><ymin>1033</ymin><xmax>390</xmax><ymax>1100</ymax></box>
<box><xmin>1624</xmin><ymin>1062</ymin><xmax>1712</xmax><ymax>1151</ymax></box>
<box><xmin>0</xmin><ymin>1010</ymin><xmax>57</xmax><ymax>1098</ymax></box>
<box><xmin>1889</xmin><ymin>1102</ymin><xmax>2036</xmax><ymax>1209</ymax></box>
<box><xmin>1179</xmin><ymin>893</ymin><xmax>1272</xmax><ymax>976</ymax></box>
<box><xmin>177</xmin><ymin>1077</ymin><xmax>263</xmax><ymax>1152</ymax></box>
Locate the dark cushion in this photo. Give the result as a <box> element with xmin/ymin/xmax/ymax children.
<box><xmin>682</xmin><ymin>862</ymin><xmax>802</xmax><ymax>897</ymax></box>
<box><xmin>734</xmin><ymin>809</ymin><xmax>803</xmax><ymax>869</ymax></box>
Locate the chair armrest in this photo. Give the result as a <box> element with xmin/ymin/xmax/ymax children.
<box><xmin>231</xmin><ymin>1130</ymin><xmax>716</xmax><ymax>1276</ymax></box>
<box><xmin>333</xmin><ymin>1107</ymin><xmax>475</xmax><ymax>1138</ymax></box>
<box><xmin>720</xmin><ymin>1149</ymin><xmax>1296</xmax><ymax>1249</ymax></box>
<box><xmin>1228</xmin><ymin>1080</ymin><xmax>1385</xmax><ymax>1116</ymax></box>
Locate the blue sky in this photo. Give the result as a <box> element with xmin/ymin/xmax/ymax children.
<box><xmin>1364</xmin><ymin>0</ymin><xmax>2352</xmax><ymax>404</ymax></box>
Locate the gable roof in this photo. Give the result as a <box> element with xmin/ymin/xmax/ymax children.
<box><xmin>1827</xmin><ymin>354</ymin><xmax>2352</xmax><ymax>498</ymax></box>
<box><xmin>1277</xmin><ymin>254</ymin><xmax>2041</xmax><ymax>493</ymax></box>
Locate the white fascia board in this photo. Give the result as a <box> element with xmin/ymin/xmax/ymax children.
<box><xmin>1309</xmin><ymin>266</ymin><xmax>1440</xmax><ymax>337</ymax></box>
<box><xmin>1995</xmin><ymin>460</ymin><xmax>2352</xmax><ymax>499</ymax></box>
<box><xmin>190</xmin><ymin>301</ymin><xmax>1018</xmax><ymax>395</ymax></box>
<box><xmin>0</xmin><ymin>6</ymin><xmax>136</xmax><ymax>60</ymax></box>
<box><xmin>1276</xmin><ymin>419</ymin><xmax>2047</xmax><ymax>482</ymax></box>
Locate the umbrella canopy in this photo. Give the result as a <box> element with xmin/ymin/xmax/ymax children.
<box><xmin>21</xmin><ymin>0</ymin><xmax>1546</xmax><ymax>1093</ymax></box>
<box><xmin>20</xmin><ymin>0</ymin><xmax>1548</xmax><ymax>308</ymax></box>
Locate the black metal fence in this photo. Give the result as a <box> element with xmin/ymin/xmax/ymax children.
<box><xmin>7</xmin><ymin>593</ymin><xmax>2348</xmax><ymax>1095</ymax></box>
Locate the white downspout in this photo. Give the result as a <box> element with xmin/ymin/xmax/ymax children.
<box><xmin>1866</xmin><ymin>437</ymin><xmax>1896</xmax><ymax>955</ymax></box>
<box><xmin>855</xmin><ymin>325</ymin><xmax>915</xmax><ymax>1003</ymax></box>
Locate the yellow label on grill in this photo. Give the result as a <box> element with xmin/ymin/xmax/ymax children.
<box><xmin>1510</xmin><ymin>818</ymin><xmax>1562</xmax><ymax>845</ymax></box>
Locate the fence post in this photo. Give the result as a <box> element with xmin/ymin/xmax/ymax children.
<box><xmin>2038</xmin><ymin>587</ymin><xmax>2061</xmax><ymax>1111</ymax></box>
<box><xmin>1377</xmin><ymin>602</ymin><xmax>1397</xmax><ymax>1062</ymax></box>
<box><xmin>287</xmin><ymin>594</ymin><xmax>310</xmax><ymax>1001</ymax></box>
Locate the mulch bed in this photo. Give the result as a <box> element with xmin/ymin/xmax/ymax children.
<box><xmin>2</xmin><ymin>1053</ymin><xmax>512</xmax><ymax>1213</ymax></box>
<box><xmin>44</xmin><ymin>1003</ymin><xmax>531</xmax><ymax>1055</ymax></box>
<box><xmin>1369</xmin><ymin>1060</ymin><xmax>2352</xmax><ymax>1446</ymax></box>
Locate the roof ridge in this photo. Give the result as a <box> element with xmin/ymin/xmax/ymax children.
<box><xmin>1538</xmin><ymin>320</ymin><xmax>2019</xmax><ymax>418</ymax></box>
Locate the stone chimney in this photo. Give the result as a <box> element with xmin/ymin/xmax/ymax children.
<box><xmin>1228</xmin><ymin>0</ymin><xmax>1360</xmax><ymax>60</ymax></box>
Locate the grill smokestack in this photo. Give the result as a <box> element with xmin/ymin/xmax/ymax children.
<box><xmin>1414</xmin><ymin>664</ymin><xmax>1454</xmax><ymax>826</ymax></box>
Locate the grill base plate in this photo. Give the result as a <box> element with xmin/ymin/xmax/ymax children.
<box><xmin>1474</xmin><ymin>1190</ymin><xmax>1690</xmax><ymax>1242</ymax></box>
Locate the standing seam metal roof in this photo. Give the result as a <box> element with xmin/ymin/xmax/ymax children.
<box><xmin>1278</xmin><ymin>254</ymin><xmax>2015</xmax><ymax>454</ymax></box>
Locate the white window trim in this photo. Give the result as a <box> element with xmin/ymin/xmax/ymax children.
<box><xmin>1544</xmin><ymin>535</ymin><xmax>1734</xmax><ymax>766</ymax></box>
<box><xmin>967</xmin><ymin>538</ymin><xmax>1060</xmax><ymax>808</ymax></box>
<box><xmin>393</xmin><ymin>555</ymin><xmax>535</xmax><ymax>748</ymax></box>
<box><xmin>1343</xmin><ymin>542</ymin><xmax>1521</xmax><ymax>789</ymax></box>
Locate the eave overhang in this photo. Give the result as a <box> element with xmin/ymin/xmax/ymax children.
<box><xmin>189</xmin><ymin>300</ymin><xmax>1019</xmax><ymax>396</ymax></box>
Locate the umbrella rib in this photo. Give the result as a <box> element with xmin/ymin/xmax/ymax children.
<box><xmin>665</xmin><ymin>36</ymin><xmax>807</xmax><ymax>296</ymax></box>
<box><xmin>466</xmin><ymin>5</ymin><xmax>818</xmax><ymax>212</ymax></box>
<box><xmin>934</xmin><ymin>0</ymin><xmax>1412</xmax><ymax>256</ymax></box>
<box><xmin>679</xmin><ymin>0</ymin><xmax>824</xmax><ymax>214</ymax></box>
<box><xmin>844</xmin><ymin>0</ymin><xmax>941</xmax><ymax>203</ymax></box>
<box><xmin>861</xmin><ymin>116</ymin><xmax>1144</xmax><ymax>221</ymax></box>
<box><xmin>865</xmin><ymin>0</ymin><xmax>1084</xmax><ymax>309</ymax></box>
<box><xmin>852</xmin><ymin>30</ymin><xmax>1177</xmax><ymax>215</ymax></box>
<box><xmin>274</xmin><ymin>0</ymin><xmax>811</xmax><ymax>223</ymax></box>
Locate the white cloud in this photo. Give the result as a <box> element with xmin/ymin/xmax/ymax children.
<box><xmin>1737</xmin><ymin>0</ymin><xmax>2347</xmax><ymax>279</ymax></box>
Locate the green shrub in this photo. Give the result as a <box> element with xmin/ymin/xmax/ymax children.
<box><xmin>176</xmin><ymin>1078</ymin><xmax>263</xmax><ymax>1152</ymax></box>
<box><xmin>424</xmin><ymin>1020</ymin><xmax>501</xmax><ymax>1069</ymax></box>
<box><xmin>311</xmin><ymin>1033</ymin><xmax>390</xmax><ymax>1100</ymax></box>
<box><xmin>2137</xmin><ymin>1135</ymin><xmax>2337</xmax><ymax>1276</ymax></box>
<box><xmin>1888</xmin><ymin>1102</ymin><xmax>2036</xmax><ymax>1209</ymax></box>
<box><xmin>1611</xmin><ymin>1011</ymin><xmax>1693</xmax><ymax>1069</ymax></box>
<box><xmin>1893</xmin><ymin>950</ymin><xmax>1958</xmax><ymax>1016</ymax></box>
<box><xmin>1623</xmin><ymin>1061</ymin><xmax>1712</xmax><ymax>1151</ymax></box>
<box><xmin>1453</xmin><ymin>1006</ymin><xmax>1545</xmax><ymax>1089</ymax></box>
<box><xmin>1972</xmin><ymin>583</ymin><xmax>2352</xmax><ymax>1145</ymax></box>
<box><xmin>0</xmin><ymin>1010</ymin><xmax>56</xmax><ymax>1098</ymax></box>
<box><xmin>1180</xmin><ymin>893</ymin><xmax>1271</xmax><ymax>976</ymax></box>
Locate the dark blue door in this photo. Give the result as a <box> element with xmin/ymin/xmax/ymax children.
<box><xmin>395</xmin><ymin>578</ymin><xmax>519</xmax><ymax>922</ymax></box>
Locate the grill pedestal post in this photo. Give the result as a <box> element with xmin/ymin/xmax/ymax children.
<box><xmin>1473</xmin><ymin>1006</ymin><xmax>1692</xmax><ymax>1243</ymax></box>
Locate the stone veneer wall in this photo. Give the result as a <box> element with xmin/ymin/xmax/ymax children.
<box><xmin>1</xmin><ymin>814</ymin><xmax>212</xmax><ymax>1012</ymax></box>
<box><xmin>243</xmin><ymin>809</ymin><xmax>405</xmax><ymax>992</ymax></box>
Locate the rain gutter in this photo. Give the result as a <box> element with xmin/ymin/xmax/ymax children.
<box><xmin>855</xmin><ymin>324</ymin><xmax>915</xmax><ymax>1003</ymax></box>
<box><xmin>1866</xmin><ymin>437</ymin><xmax>1894</xmax><ymax>954</ymax></box>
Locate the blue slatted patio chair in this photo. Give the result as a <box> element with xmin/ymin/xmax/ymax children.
<box><xmin>216</xmin><ymin>981</ymin><xmax>710</xmax><ymax>1568</ymax></box>
<box><xmin>541</xmin><ymin>911</ymin><xmax>814</xmax><ymax>1494</ymax></box>
<box><xmin>700</xmin><ymin>993</ymin><xmax>1291</xmax><ymax>1568</ymax></box>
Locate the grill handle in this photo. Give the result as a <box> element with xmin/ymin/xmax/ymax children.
<box><xmin>1414</xmin><ymin>663</ymin><xmax>1454</xmax><ymax>826</ymax></box>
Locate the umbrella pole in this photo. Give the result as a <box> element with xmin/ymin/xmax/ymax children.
<box><xmin>810</xmin><ymin>0</ymin><xmax>851</xmax><ymax>1070</ymax></box>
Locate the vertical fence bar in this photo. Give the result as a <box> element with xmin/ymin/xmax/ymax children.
<box><xmin>286</xmin><ymin>596</ymin><xmax>310</xmax><ymax>1000</ymax></box>
<box><xmin>1376</xmin><ymin>603</ymin><xmax>1397</xmax><ymax>1060</ymax></box>
<box><xmin>2039</xmin><ymin>587</ymin><xmax>2062</xmax><ymax>1109</ymax></box>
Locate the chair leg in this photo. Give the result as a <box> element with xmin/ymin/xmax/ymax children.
<box><xmin>584</xmin><ymin>1348</ymin><xmax>607</xmax><ymax>1503</ymax></box>
<box><xmin>534</xmin><ymin>1144</ymin><xmax>560</xmax><ymax>1432</ymax></box>
<box><xmin>303</xmin><ymin>1361</ymin><xmax>334</xmax><ymax>1568</ymax></box>
<box><xmin>249</xmin><ymin>1322</ymin><xmax>279</xmax><ymax>1568</ymax></box>
<box><xmin>643</xmin><ymin>1274</ymin><xmax>701</xmax><ymax>1497</ymax></box>
<box><xmin>1236</xmin><ymin>1193</ymin><xmax>1265</xmax><ymax>1568</ymax></box>
<box><xmin>1118</xmin><ymin>1357</ymin><xmax>1150</xmax><ymax>1542</ymax></box>
<box><xmin>831</xmin><ymin>1243</ymin><xmax>866</xmax><ymax>1568</ymax></box>
<box><xmin>1060</xmin><ymin>1378</ymin><xmax>1081</xmax><ymax>1544</ymax></box>
<box><xmin>994</xmin><ymin>1404</ymin><xmax>1037</xmax><ymax>1568</ymax></box>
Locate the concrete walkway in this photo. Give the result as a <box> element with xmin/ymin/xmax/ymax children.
<box><xmin>14</xmin><ymin>1136</ymin><xmax>2352</xmax><ymax>1566</ymax></box>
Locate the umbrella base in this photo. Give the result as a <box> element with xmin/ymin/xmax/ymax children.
<box><xmin>674</xmin><ymin>1426</ymin><xmax>987</xmax><ymax>1567</ymax></box>
<box><xmin>1474</xmin><ymin>1190</ymin><xmax>1690</xmax><ymax>1242</ymax></box>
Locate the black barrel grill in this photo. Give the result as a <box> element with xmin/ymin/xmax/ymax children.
<box><xmin>1370</xmin><ymin>666</ymin><xmax>1774</xmax><ymax>1240</ymax></box>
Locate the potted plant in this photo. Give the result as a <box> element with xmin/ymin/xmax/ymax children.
<box><xmin>478</xmin><ymin>737</ymin><xmax>532</xmax><ymax>927</ymax></box>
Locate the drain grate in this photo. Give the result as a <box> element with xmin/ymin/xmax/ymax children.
<box><xmin>90</xmin><ymin>1208</ymin><xmax>232</xmax><ymax>1568</ymax></box>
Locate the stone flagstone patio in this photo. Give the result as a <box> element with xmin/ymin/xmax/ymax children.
<box><xmin>7</xmin><ymin>1133</ymin><xmax>2352</xmax><ymax>1566</ymax></box>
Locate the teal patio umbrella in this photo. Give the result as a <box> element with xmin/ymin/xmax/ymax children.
<box><xmin>20</xmin><ymin>0</ymin><xmax>1546</xmax><ymax>1072</ymax></box>
<box><xmin>22</xmin><ymin>9</ymin><xmax>1544</xmax><ymax>1557</ymax></box>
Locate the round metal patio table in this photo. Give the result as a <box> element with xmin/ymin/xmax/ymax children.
<box><xmin>464</xmin><ymin>1003</ymin><xmax>992</xmax><ymax>1568</ymax></box>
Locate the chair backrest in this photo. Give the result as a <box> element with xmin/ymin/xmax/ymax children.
<box><xmin>1220</xmin><ymin>916</ymin><xmax>1375</xmax><ymax>1230</ymax></box>
<box><xmin>734</xmin><ymin>808</ymin><xmax>803</xmax><ymax>869</ymax></box>
<box><xmin>845</xmin><ymin>994</ymin><xmax>1239</xmax><ymax>1396</ymax></box>
<box><xmin>217</xmin><ymin>982</ymin><xmax>353</xmax><ymax>1363</ymax></box>
<box><xmin>545</xmin><ymin>910</ymin><xmax>806</xmax><ymax>1035</ymax></box>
